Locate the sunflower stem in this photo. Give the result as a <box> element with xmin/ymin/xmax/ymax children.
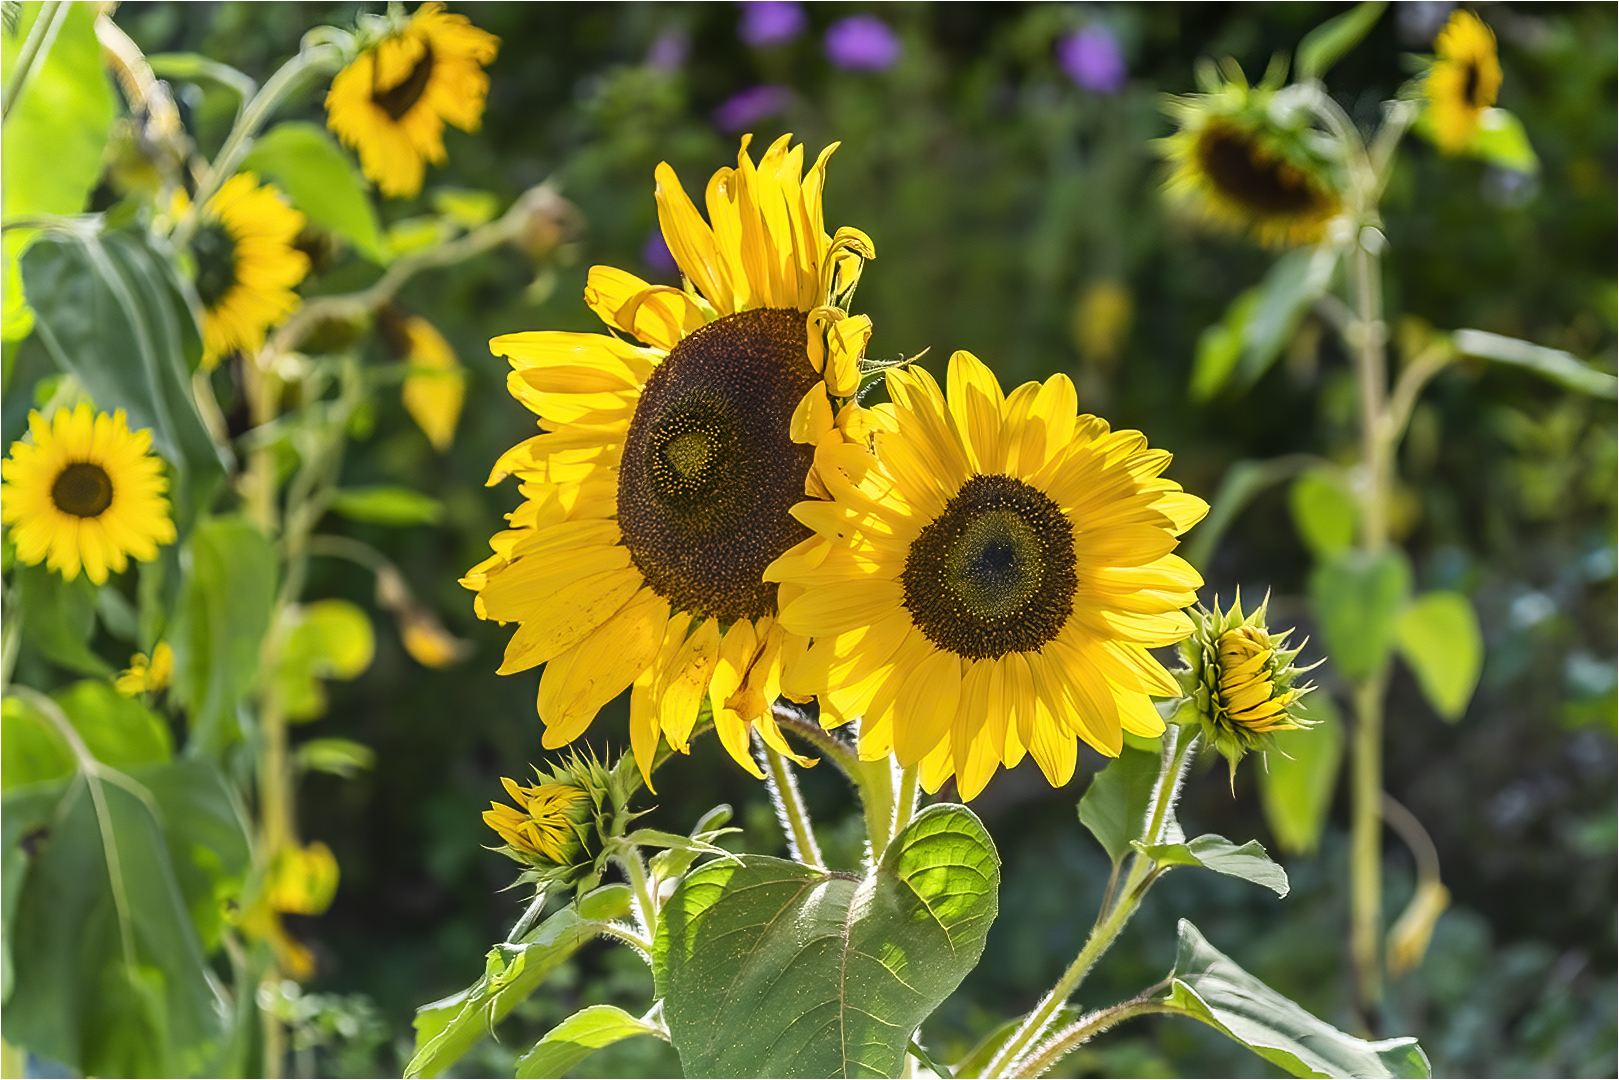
<box><xmin>617</xmin><ymin>847</ymin><xmax>658</xmax><ymax>945</ymax></box>
<box><xmin>894</xmin><ymin>762</ymin><xmax>920</xmax><ymax>834</ymax></box>
<box><xmin>854</xmin><ymin>753</ymin><xmax>899</xmax><ymax>866</ymax></box>
<box><xmin>1</xmin><ymin>0</ymin><xmax>69</xmax><ymax>125</ymax></box>
<box><xmin>1009</xmin><ymin>988</ymin><xmax>1177</xmax><ymax>1079</ymax></box>
<box><xmin>987</xmin><ymin>728</ymin><xmax>1197</xmax><ymax>1078</ymax></box>
<box><xmin>758</xmin><ymin>741</ymin><xmax>825</xmax><ymax>870</ymax></box>
<box><xmin>175</xmin><ymin>40</ymin><xmax>346</xmax><ymax>245</ymax></box>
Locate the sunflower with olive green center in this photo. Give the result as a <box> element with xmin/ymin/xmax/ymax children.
<box><xmin>325</xmin><ymin>2</ymin><xmax>499</xmax><ymax>199</ymax></box>
<box><xmin>462</xmin><ymin>134</ymin><xmax>876</xmax><ymax>790</ymax></box>
<box><xmin>484</xmin><ymin>752</ymin><xmax>636</xmax><ymax>892</ymax></box>
<box><xmin>1160</xmin><ymin>62</ymin><xmax>1344</xmax><ymax>248</ymax></box>
<box><xmin>191</xmin><ymin>172</ymin><xmax>309</xmax><ymax>368</ymax></box>
<box><xmin>1</xmin><ymin>404</ymin><xmax>177</xmax><ymax>585</ymax></box>
<box><xmin>1424</xmin><ymin>10</ymin><xmax>1501</xmax><ymax>155</ymax></box>
<box><xmin>1174</xmin><ymin>593</ymin><xmax>1317</xmax><ymax>781</ymax></box>
<box><xmin>765</xmin><ymin>351</ymin><xmax>1208</xmax><ymax>800</ymax></box>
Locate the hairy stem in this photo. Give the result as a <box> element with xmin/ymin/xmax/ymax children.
<box><xmin>759</xmin><ymin>742</ymin><xmax>825</xmax><ymax>870</ymax></box>
<box><xmin>986</xmin><ymin>728</ymin><xmax>1197</xmax><ymax>1077</ymax></box>
<box><xmin>1011</xmin><ymin>991</ymin><xmax>1176</xmax><ymax>1079</ymax></box>
<box><xmin>2</xmin><ymin>1</ymin><xmax>69</xmax><ymax>124</ymax></box>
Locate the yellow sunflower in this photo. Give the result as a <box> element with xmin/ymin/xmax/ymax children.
<box><xmin>325</xmin><ymin>2</ymin><xmax>500</xmax><ymax>199</ymax></box>
<box><xmin>462</xmin><ymin>134</ymin><xmax>876</xmax><ymax>789</ymax></box>
<box><xmin>1</xmin><ymin>404</ymin><xmax>177</xmax><ymax>585</ymax></box>
<box><xmin>765</xmin><ymin>351</ymin><xmax>1208</xmax><ymax>800</ymax></box>
<box><xmin>1426</xmin><ymin>10</ymin><xmax>1501</xmax><ymax>155</ymax></box>
<box><xmin>192</xmin><ymin>172</ymin><xmax>309</xmax><ymax>368</ymax></box>
<box><xmin>1161</xmin><ymin>70</ymin><xmax>1343</xmax><ymax>248</ymax></box>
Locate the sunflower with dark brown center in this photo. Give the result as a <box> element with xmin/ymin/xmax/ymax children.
<box><xmin>767</xmin><ymin>351</ymin><xmax>1208</xmax><ymax>800</ymax></box>
<box><xmin>464</xmin><ymin>135</ymin><xmax>876</xmax><ymax>787</ymax></box>
<box><xmin>325</xmin><ymin>2</ymin><xmax>499</xmax><ymax>198</ymax></box>
<box><xmin>1160</xmin><ymin>68</ymin><xmax>1344</xmax><ymax>247</ymax></box>
<box><xmin>1424</xmin><ymin>10</ymin><xmax>1502</xmax><ymax>155</ymax></box>
<box><xmin>190</xmin><ymin>172</ymin><xmax>309</xmax><ymax>368</ymax></box>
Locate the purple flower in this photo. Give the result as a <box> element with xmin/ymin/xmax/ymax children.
<box><xmin>1057</xmin><ymin>27</ymin><xmax>1127</xmax><ymax>94</ymax></box>
<box><xmin>642</xmin><ymin>229</ymin><xmax>678</xmax><ymax>276</ymax></box>
<box><xmin>740</xmin><ymin>1</ymin><xmax>807</xmax><ymax>48</ymax></box>
<box><xmin>825</xmin><ymin>15</ymin><xmax>900</xmax><ymax>72</ymax></box>
<box><xmin>647</xmin><ymin>30</ymin><xmax>689</xmax><ymax>72</ymax></box>
<box><xmin>713</xmin><ymin>84</ymin><xmax>794</xmax><ymax>133</ymax></box>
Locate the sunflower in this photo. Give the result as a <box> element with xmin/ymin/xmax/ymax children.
<box><xmin>192</xmin><ymin>172</ymin><xmax>309</xmax><ymax>368</ymax></box>
<box><xmin>1161</xmin><ymin>65</ymin><xmax>1343</xmax><ymax>247</ymax></box>
<box><xmin>462</xmin><ymin>134</ymin><xmax>876</xmax><ymax>788</ymax></box>
<box><xmin>1425</xmin><ymin>10</ymin><xmax>1501</xmax><ymax>155</ymax></box>
<box><xmin>764</xmin><ymin>351</ymin><xmax>1208</xmax><ymax>800</ymax></box>
<box><xmin>325</xmin><ymin>2</ymin><xmax>500</xmax><ymax>199</ymax></box>
<box><xmin>2</xmin><ymin>404</ymin><xmax>177</xmax><ymax>585</ymax></box>
<box><xmin>1175</xmin><ymin>593</ymin><xmax>1316</xmax><ymax>780</ymax></box>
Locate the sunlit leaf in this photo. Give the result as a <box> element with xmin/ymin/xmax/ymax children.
<box><xmin>1296</xmin><ymin>2</ymin><xmax>1387</xmax><ymax>81</ymax></box>
<box><xmin>515</xmin><ymin>1005</ymin><xmax>661</xmax><ymax>1079</ymax></box>
<box><xmin>1454</xmin><ymin>328</ymin><xmax>1617</xmax><ymax>399</ymax></box>
<box><xmin>329</xmin><ymin>485</ymin><xmax>445</xmax><ymax>526</ymax></box>
<box><xmin>1469</xmin><ymin>108</ymin><xmax>1539</xmax><ymax>175</ymax></box>
<box><xmin>12</xmin><ymin>562</ymin><xmax>110</xmax><ymax>676</ymax></box>
<box><xmin>241</xmin><ymin>122</ymin><xmax>388</xmax><ymax>264</ymax></box>
<box><xmin>273</xmin><ymin>599</ymin><xmax>375</xmax><ymax>722</ymax></box>
<box><xmin>1136</xmin><ymin>834</ymin><xmax>1290</xmax><ymax>897</ymax></box>
<box><xmin>655</xmin><ymin>803</ymin><xmax>999</xmax><ymax>1078</ymax></box>
<box><xmin>296</xmin><ymin>737</ymin><xmax>376</xmax><ymax>778</ymax></box>
<box><xmin>1289</xmin><ymin>469</ymin><xmax>1357</xmax><ymax>558</ymax></box>
<box><xmin>1395</xmin><ymin>591</ymin><xmax>1483</xmax><ymax>722</ymax></box>
<box><xmin>1162</xmin><ymin>920</ymin><xmax>1430</xmax><ymax>1078</ymax></box>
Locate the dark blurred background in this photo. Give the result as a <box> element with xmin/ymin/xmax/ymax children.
<box><xmin>117</xmin><ymin>3</ymin><xmax>1618</xmax><ymax>1076</ymax></box>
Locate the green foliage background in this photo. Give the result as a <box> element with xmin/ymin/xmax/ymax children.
<box><xmin>8</xmin><ymin>2</ymin><xmax>1615</xmax><ymax>1076</ymax></box>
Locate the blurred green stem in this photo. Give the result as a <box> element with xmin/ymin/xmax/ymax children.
<box><xmin>2</xmin><ymin>0</ymin><xmax>68</xmax><ymax>124</ymax></box>
<box><xmin>986</xmin><ymin>727</ymin><xmax>1198</xmax><ymax>1078</ymax></box>
<box><xmin>1349</xmin><ymin>226</ymin><xmax>1392</xmax><ymax>1014</ymax></box>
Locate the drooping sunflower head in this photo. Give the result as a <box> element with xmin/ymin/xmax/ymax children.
<box><xmin>768</xmin><ymin>350</ymin><xmax>1209</xmax><ymax>800</ymax></box>
<box><xmin>463</xmin><ymin>135</ymin><xmax>875</xmax><ymax>788</ymax></box>
<box><xmin>1425</xmin><ymin>9</ymin><xmax>1501</xmax><ymax>155</ymax></box>
<box><xmin>1</xmin><ymin>404</ymin><xmax>177</xmax><ymax>585</ymax></box>
<box><xmin>1161</xmin><ymin>64</ymin><xmax>1344</xmax><ymax>247</ymax></box>
<box><xmin>326</xmin><ymin>2</ymin><xmax>500</xmax><ymax>198</ymax></box>
<box><xmin>192</xmin><ymin>172</ymin><xmax>309</xmax><ymax>368</ymax></box>
<box><xmin>1175</xmin><ymin>592</ymin><xmax>1317</xmax><ymax>780</ymax></box>
<box><xmin>483</xmin><ymin>752</ymin><xmax>635</xmax><ymax>891</ymax></box>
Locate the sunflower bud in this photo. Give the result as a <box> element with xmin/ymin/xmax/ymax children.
<box><xmin>482</xmin><ymin>752</ymin><xmax>636</xmax><ymax>892</ymax></box>
<box><xmin>1176</xmin><ymin>593</ymin><xmax>1317</xmax><ymax>780</ymax></box>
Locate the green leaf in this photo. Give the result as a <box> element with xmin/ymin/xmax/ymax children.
<box><xmin>272</xmin><ymin>599</ymin><xmax>375</xmax><ymax>722</ymax></box>
<box><xmin>1289</xmin><ymin>469</ymin><xmax>1357</xmax><ymax>558</ymax></box>
<box><xmin>296</xmin><ymin>737</ymin><xmax>376</xmax><ymax>778</ymax></box>
<box><xmin>13</xmin><ymin>561</ymin><xmax>111</xmax><ymax>675</ymax></box>
<box><xmin>1296</xmin><ymin>2</ymin><xmax>1387</xmax><ymax>81</ymax></box>
<box><xmin>21</xmin><ymin>227</ymin><xmax>227</xmax><ymax>527</ymax></box>
<box><xmin>514</xmin><ymin>1005</ymin><xmax>661</xmax><ymax>1080</ymax></box>
<box><xmin>5</xmin><ymin>767</ymin><xmax>230</xmax><ymax>1076</ymax></box>
<box><xmin>328</xmin><ymin>485</ymin><xmax>445</xmax><ymax>526</ymax></box>
<box><xmin>1257</xmin><ymin>693</ymin><xmax>1344</xmax><ymax>856</ymax></box>
<box><xmin>0</xmin><ymin>696</ymin><xmax>73</xmax><ymax>790</ymax></box>
<box><xmin>144</xmin><ymin>52</ymin><xmax>256</xmax><ymax>105</ymax></box>
<box><xmin>1077</xmin><ymin>743</ymin><xmax>1160</xmax><ymax>866</ymax></box>
<box><xmin>431</xmin><ymin>187</ymin><xmax>501</xmax><ymax>230</ymax></box>
<box><xmin>134</xmin><ymin>759</ymin><xmax>250</xmax><ymax>953</ymax></box>
<box><xmin>655</xmin><ymin>803</ymin><xmax>1000</xmax><ymax>1078</ymax></box>
<box><xmin>1191</xmin><ymin>248</ymin><xmax>1338</xmax><ymax>401</ymax></box>
<box><xmin>1453</xmin><ymin>328</ymin><xmax>1617</xmax><ymax>399</ymax></box>
<box><xmin>1309</xmin><ymin>548</ymin><xmax>1412</xmax><ymax>679</ymax></box>
<box><xmin>1163</xmin><ymin>920</ymin><xmax>1430</xmax><ymax>1078</ymax></box>
<box><xmin>1469</xmin><ymin>108</ymin><xmax>1539</xmax><ymax>175</ymax></box>
<box><xmin>168</xmin><ymin>516</ymin><xmax>277</xmax><ymax>755</ymax></box>
<box><xmin>1136</xmin><ymin>834</ymin><xmax>1289</xmax><ymax>897</ymax></box>
<box><xmin>2</xmin><ymin>0</ymin><xmax>117</xmax><ymax>341</ymax></box>
<box><xmin>1395</xmin><ymin>592</ymin><xmax>1483</xmax><ymax>722</ymax></box>
<box><xmin>405</xmin><ymin>891</ymin><xmax>628</xmax><ymax>1080</ymax></box>
<box><xmin>241</xmin><ymin>122</ymin><xmax>388</xmax><ymax>264</ymax></box>
<box><xmin>53</xmin><ymin>680</ymin><xmax>172</xmax><ymax>766</ymax></box>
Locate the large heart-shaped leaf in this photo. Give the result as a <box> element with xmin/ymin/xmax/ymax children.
<box><xmin>655</xmin><ymin>803</ymin><xmax>999</xmax><ymax>1079</ymax></box>
<box><xmin>1162</xmin><ymin>920</ymin><xmax>1430</xmax><ymax>1078</ymax></box>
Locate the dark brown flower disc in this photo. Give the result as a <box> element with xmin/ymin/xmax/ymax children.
<box><xmin>617</xmin><ymin>307</ymin><xmax>818</xmax><ymax>622</ymax></box>
<box><xmin>1196</xmin><ymin>123</ymin><xmax>1328</xmax><ymax>217</ymax></box>
<box><xmin>901</xmin><ymin>473</ymin><xmax>1077</xmax><ymax>660</ymax></box>
<box><xmin>374</xmin><ymin>46</ymin><xmax>435</xmax><ymax>120</ymax></box>
<box><xmin>52</xmin><ymin>462</ymin><xmax>115</xmax><ymax>518</ymax></box>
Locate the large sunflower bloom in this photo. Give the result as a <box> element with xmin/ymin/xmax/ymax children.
<box><xmin>326</xmin><ymin>3</ymin><xmax>500</xmax><ymax>198</ymax></box>
<box><xmin>192</xmin><ymin>172</ymin><xmax>309</xmax><ymax>368</ymax></box>
<box><xmin>463</xmin><ymin>135</ymin><xmax>875</xmax><ymax>788</ymax></box>
<box><xmin>2</xmin><ymin>404</ymin><xmax>177</xmax><ymax>585</ymax></box>
<box><xmin>765</xmin><ymin>352</ymin><xmax>1208</xmax><ymax>800</ymax></box>
<box><xmin>1425</xmin><ymin>10</ymin><xmax>1501</xmax><ymax>155</ymax></box>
